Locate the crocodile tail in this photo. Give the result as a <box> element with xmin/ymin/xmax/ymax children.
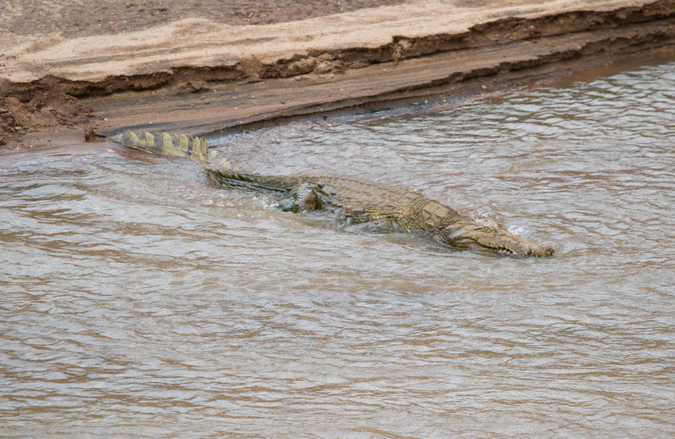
<box><xmin>202</xmin><ymin>149</ymin><xmax>251</xmax><ymax>179</ymax></box>
<box><xmin>110</xmin><ymin>131</ymin><xmax>209</xmax><ymax>162</ymax></box>
<box><xmin>111</xmin><ymin>130</ymin><xmax>254</xmax><ymax>183</ymax></box>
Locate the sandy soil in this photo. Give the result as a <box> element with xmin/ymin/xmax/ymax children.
<box><xmin>2</xmin><ymin>0</ymin><xmax>675</xmax><ymax>148</ymax></box>
<box><xmin>1</xmin><ymin>0</ymin><xmax>405</xmax><ymax>147</ymax></box>
<box><xmin>0</xmin><ymin>0</ymin><xmax>408</xmax><ymax>36</ymax></box>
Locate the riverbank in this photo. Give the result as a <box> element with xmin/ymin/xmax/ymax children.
<box><xmin>2</xmin><ymin>0</ymin><xmax>675</xmax><ymax>149</ymax></box>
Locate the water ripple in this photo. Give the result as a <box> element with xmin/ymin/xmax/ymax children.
<box><xmin>2</xmin><ymin>61</ymin><xmax>675</xmax><ymax>437</ymax></box>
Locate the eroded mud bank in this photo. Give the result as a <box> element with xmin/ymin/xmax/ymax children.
<box><xmin>2</xmin><ymin>0</ymin><xmax>675</xmax><ymax>148</ymax></box>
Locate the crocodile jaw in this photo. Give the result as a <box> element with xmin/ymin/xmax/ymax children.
<box><xmin>446</xmin><ymin>222</ymin><xmax>554</xmax><ymax>257</ymax></box>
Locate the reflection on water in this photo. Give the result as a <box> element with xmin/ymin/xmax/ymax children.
<box><xmin>1</xmin><ymin>61</ymin><xmax>675</xmax><ymax>437</ymax></box>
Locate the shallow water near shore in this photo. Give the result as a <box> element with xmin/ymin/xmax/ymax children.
<box><xmin>2</xmin><ymin>61</ymin><xmax>675</xmax><ymax>437</ymax></box>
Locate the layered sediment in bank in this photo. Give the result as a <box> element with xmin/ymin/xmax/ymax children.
<box><xmin>1</xmin><ymin>0</ymin><xmax>675</xmax><ymax>147</ymax></box>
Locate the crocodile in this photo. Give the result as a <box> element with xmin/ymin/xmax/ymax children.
<box><xmin>111</xmin><ymin>131</ymin><xmax>554</xmax><ymax>257</ymax></box>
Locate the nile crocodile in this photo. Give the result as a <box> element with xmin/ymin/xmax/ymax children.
<box><xmin>111</xmin><ymin>131</ymin><xmax>554</xmax><ymax>257</ymax></box>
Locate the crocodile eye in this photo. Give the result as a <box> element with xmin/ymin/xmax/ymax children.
<box><xmin>483</xmin><ymin>226</ymin><xmax>494</xmax><ymax>233</ymax></box>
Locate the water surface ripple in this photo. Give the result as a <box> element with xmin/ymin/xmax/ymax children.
<box><xmin>1</xmin><ymin>62</ymin><xmax>674</xmax><ymax>438</ymax></box>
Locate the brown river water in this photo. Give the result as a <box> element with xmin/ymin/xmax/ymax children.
<box><xmin>1</xmin><ymin>60</ymin><xmax>675</xmax><ymax>438</ymax></box>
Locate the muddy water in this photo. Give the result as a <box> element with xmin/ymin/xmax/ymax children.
<box><xmin>2</xmin><ymin>61</ymin><xmax>675</xmax><ymax>438</ymax></box>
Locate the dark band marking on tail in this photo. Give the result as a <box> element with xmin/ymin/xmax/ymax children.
<box><xmin>110</xmin><ymin>130</ymin><xmax>257</xmax><ymax>183</ymax></box>
<box><xmin>110</xmin><ymin>131</ymin><xmax>209</xmax><ymax>162</ymax></box>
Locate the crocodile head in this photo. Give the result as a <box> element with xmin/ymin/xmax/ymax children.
<box><xmin>445</xmin><ymin>220</ymin><xmax>554</xmax><ymax>257</ymax></box>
